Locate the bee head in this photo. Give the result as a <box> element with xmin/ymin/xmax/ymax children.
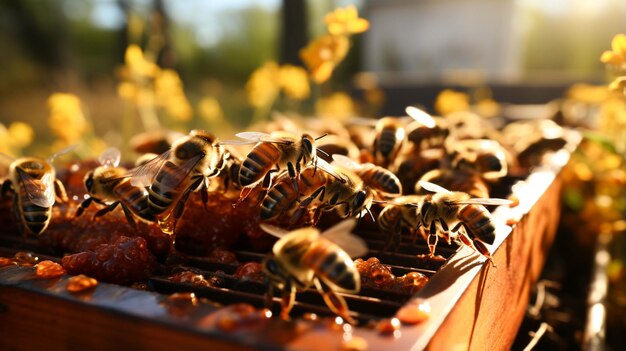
<box><xmin>350</xmin><ymin>189</ymin><xmax>372</xmax><ymax>216</ymax></box>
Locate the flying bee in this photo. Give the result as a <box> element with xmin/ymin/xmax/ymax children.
<box><xmin>0</xmin><ymin>150</ymin><xmax>70</xmax><ymax>236</ymax></box>
<box><xmin>220</xmin><ymin>131</ymin><xmax>327</xmax><ymax>193</ymax></box>
<box><xmin>76</xmin><ymin>148</ymin><xmax>154</xmax><ymax>229</ymax></box>
<box><xmin>449</xmin><ymin>139</ymin><xmax>509</xmax><ymax>180</ymax></box>
<box><xmin>376</xmin><ymin>195</ymin><xmax>426</xmax><ymax>251</ymax></box>
<box><xmin>417</xmin><ymin>181</ymin><xmax>512</xmax><ymax>266</ymax></box>
<box><xmin>331</xmin><ymin>154</ymin><xmax>402</xmax><ymax>196</ymax></box>
<box><xmin>260</xmin><ymin>219</ymin><xmax>367</xmax><ymax>324</ymax></box>
<box><xmin>260</xmin><ymin>165</ymin><xmax>328</xmax><ymax>222</ymax></box>
<box><xmin>127</xmin><ymin>130</ymin><xmax>227</xmax><ymax>234</ymax></box>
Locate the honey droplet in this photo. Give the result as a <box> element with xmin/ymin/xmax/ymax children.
<box><xmin>67</xmin><ymin>275</ymin><xmax>98</xmax><ymax>293</ymax></box>
<box><xmin>0</xmin><ymin>257</ymin><xmax>15</xmax><ymax>268</ymax></box>
<box><xmin>35</xmin><ymin>260</ymin><xmax>66</xmax><ymax>279</ymax></box>
<box><xmin>396</xmin><ymin>298</ymin><xmax>431</xmax><ymax>325</ymax></box>
<box><xmin>341</xmin><ymin>335</ymin><xmax>368</xmax><ymax>351</ymax></box>
<box><xmin>377</xmin><ymin>317</ymin><xmax>401</xmax><ymax>335</ymax></box>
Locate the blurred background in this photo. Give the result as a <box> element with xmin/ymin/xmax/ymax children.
<box><xmin>0</xmin><ymin>0</ymin><xmax>625</xmax><ymax>153</ymax></box>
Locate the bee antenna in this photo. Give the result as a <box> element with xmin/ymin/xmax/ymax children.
<box><xmin>366</xmin><ymin>207</ymin><xmax>375</xmax><ymax>221</ymax></box>
<box><xmin>316</xmin><ymin>148</ymin><xmax>330</xmax><ymax>157</ymax></box>
<box><xmin>315</xmin><ymin>133</ymin><xmax>329</xmax><ymax>141</ymax></box>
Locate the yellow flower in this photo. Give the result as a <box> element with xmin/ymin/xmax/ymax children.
<box><xmin>125</xmin><ymin>44</ymin><xmax>159</xmax><ymax>79</ymax></box>
<box><xmin>608</xmin><ymin>76</ymin><xmax>626</xmax><ymax>94</ymax></box>
<box><xmin>198</xmin><ymin>97</ymin><xmax>224</xmax><ymax>122</ymax></box>
<box><xmin>324</xmin><ymin>5</ymin><xmax>369</xmax><ymax>36</ymax></box>
<box><xmin>278</xmin><ymin>65</ymin><xmax>310</xmax><ymax>100</ymax></box>
<box><xmin>47</xmin><ymin>93</ymin><xmax>89</xmax><ymax>144</ymax></box>
<box><xmin>300</xmin><ymin>34</ymin><xmax>350</xmax><ymax>84</ymax></box>
<box><xmin>246</xmin><ymin>61</ymin><xmax>280</xmax><ymax>108</ymax></box>
<box><xmin>315</xmin><ymin>92</ymin><xmax>355</xmax><ymax>120</ymax></box>
<box><xmin>601</xmin><ymin>34</ymin><xmax>626</xmax><ymax>66</ymax></box>
<box><xmin>8</xmin><ymin>122</ymin><xmax>34</xmax><ymax>149</ymax></box>
<box><xmin>474</xmin><ymin>98</ymin><xmax>500</xmax><ymax>119</ymax></box>
<box><xmin>154</xmin><ymin>69</ymin><xmax>193</xmax><ymax>121</ymax></box>
<box><xmin>434</xmin><ymin>89</ymin><xmax>470</xmax><ymax>116</ymax></box>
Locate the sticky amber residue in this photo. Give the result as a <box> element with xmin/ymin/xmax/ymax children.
<box><xmin>67</xmin><ymin>274</ymin><xmax>98</xmax><ymax>293</ymax></box>
<box><xmin>35</xmin><ymin>260</ymin><xmax>66</xmax><ymax>279</ymax></box>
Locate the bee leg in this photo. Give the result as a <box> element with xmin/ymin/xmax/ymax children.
<box><xmin>93</xmin><ymin>201</ymin><xmax>121</xmax><ymax>220</ymax></box>
<box><xmin>75</xmin><ymin>197</ymin><xmax>95</xmax><ymax>217</ymax></box>
<box><xmin>299</xmin><ymin>186</ymin><xmax>325</xmax><ymax>208</ymax></box>
<box><xmin>427</xmin><ymin>221</ymin><xmax>439</xmax><ymax>257</ymax></box>
<box><xmin>200</xmin><ymin>184</ymin><xmax>210</xmax><ymax>211</ymax></box>
<box><xmin>170</xmin><ymin>177</ymin><xmax>203</xmax><ymax>233</ymax></box>
<box><xmin>255</xmin><ymin>171</ymin><xmax>276</xmax><ymax>206</ymax></box>
<box><xmin>54</xmin><ymin>178</ymin><xmax>68</xmax><ymax>203</ymax></box>
<box><xmin>234</xmin><ymin>187</ymin><xmax>254</xmax><ymax>207</ymax></box>
<box><xmin>314</xmin><ymin>278</ymin><xmax>356</xmax><ymax>325</ymax></box>
<box><xmin>120</xmin><ymin>204</ymin><xmax>138</xmax><ymax>231</ymax></box>
<box><xmin>438</xmin><ymin>219</ymin><xmax>451</xmax><ymax>244</ymax></box>
<box><xmin>461</xmin><ymin>223</ymin><xmax>496</xmax><ymax>267</ymax></box>
<box><xmin>279</xmin><ymin>279</ymin><xmax>296</xmax><ymax>321</ymax></box>
<box><xmin>286</xmin><ymin>162</ymin><xmax>298</xmax><ymax>193</ymax></box>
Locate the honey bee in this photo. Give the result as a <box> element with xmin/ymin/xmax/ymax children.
<box><xmin>0</xmin><ymin>151</ymin><xmax>69</xmax><ymax>236</ymax></box>
<box><xmin>298</xmin><ymin>163</ymin><xmax>374</xmax><ymax>221</ymax></box>
<box><xmin>372</xmin><ymin>107</ymin><xmax>437</xmax><ymax>168</ymax></box>
<box><xmin>417</xmin><ymin>181</ymin><xmax>511</xmax><ymax>266</ymax></box>
<box><xmin>377</xmin><ymin>195</ymin><xmax>426</xmax><ymax>251</ymax></box>
<box><xmin>331</xmin><ymin>154</ymin><xmax>402</xmax><ymax>196</ymax></box>
<box><xmin>76</xmin><ymin>148</ymin><xmax>154</xmax><ymax>228</ymax></box>
<box><xmin>260</xmin><ymin>219</ymin><xmax>367</xmax><ymax>323</ymax></box>
<box><xmin>372</xmin><ymin>117</ymin><xmax>406</xmax><ymax>168</ymax></box>
<box><xmin>449</xmin><ymin>139</ymin><xmax>508</xmax><ymax>180</ymax></box>
<box><xmin>221</xmin><ymin>131</ymin><xmax>323</xmax><ymax>193</ymax></box>
<box><xmin>260</xmin><ymin>165</ymin><xmax>327</xmax><ymax>222</ymax></box>
<box><xmin>127</xmin><ymin>130</ymin><xmax>227</xmax><ymax>234</ymax></box>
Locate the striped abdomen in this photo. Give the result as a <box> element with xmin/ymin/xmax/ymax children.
<box><xmin>239</xmin><ymin>143</ymin><xmax>280</xmax><ymax>187</ymax></box>
<box><xmin>260</xmin><ymin>167</ymin><xmax>326</xmax><ymax>220</ymax></box>
<box><xmin>358</xmin><ymin>165</ymin><xmax>402</xmax><ymax>195</ymax></box>
<box><xmin>457</xmin><ymin>205</ymin><xmax>496</xmax><ymax>244</ymax></box>
<box><xmin>17</xmin><ymin>188</ymin><xmax>51</xmax><ymax>235</ymax></box>
<box><xmin>114</xmin><ymin>179</ymin><xmax>155</xmax><ymax>222</ymax></box>
<box><xmin>302</xmin><ymin>240</ymin><xmax>359</xmax><ymax>293</ymax></box>
<box><xmin>148</xmin><ymin>161</ymin><xmax>184</xmax><ymax>215</ymax></box>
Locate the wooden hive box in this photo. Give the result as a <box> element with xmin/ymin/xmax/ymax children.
<box><xmin>0</xmin><ymin>133</ymin><xmax>580</xmax><ymax>351</ymax></box>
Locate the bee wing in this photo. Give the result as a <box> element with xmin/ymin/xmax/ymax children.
<box><xmin>456</xmin><ymin>198</ymin><xmax>513</xmax><ymax>206</ymax></box>
<box><xmin>405</xmin><ymin>106</ymin><xmax>436</xmax><ymax>128</ymax></box>
<box><xmin>98</xmin><ymin>147</ymin><xmax>121</xmax><ymax>168</ymax></box>
<box><xmin>259</xmin><ymin>222</ymin><xmax>290</xmax><ymax>238</ymax></box>
<box><xmin>127</xmin><ymin>150</ymin><xmax>172</xmax><ymax>188</ymax></box>
<box><xmin>418</xmin><ymin>180</ymin><xmax>453</xmax><ymax>194</ymax></box>
<box><xmin>17</xmin><ymin>168</ymin><xmax>55</xmax><ymax>207</ymax></box>
<box><xmin>316</xmin><ymin>158</ymin><xmax>348</xmax><ymax>182</ymax></box>
<box><xmin>321</xmin><ymin>219</ymin><xmax>368</xmax><ymax>258</ymax></box>
<box><xmin>331</xmin><ymin>154</ymin><xmax>360</xmax><ymax>170</ymax></box>
<box><xmin>220</xmin><ymin>132</ymin><xmax>294</xmax><ymax>145</ymax></box>
<box><xmin>47</xmin><ymin>144</ymin><xmax>77</xmax><ymax>163</ymax></box>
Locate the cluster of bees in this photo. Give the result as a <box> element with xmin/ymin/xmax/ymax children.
<box><xmin>0</xmin><ymin>107</ymin><xmax>567</xmax><ymax>322</ymax></box>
